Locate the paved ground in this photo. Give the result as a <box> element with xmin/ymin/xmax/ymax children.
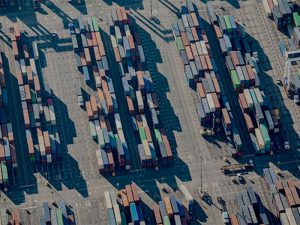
<box><xmin>0</xmin><ymin>0</ymin><xmax>299</xmax><ymax>225</ymax></box>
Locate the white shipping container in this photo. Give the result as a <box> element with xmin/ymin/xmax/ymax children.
<box><xmin>4</xmin><ymin>138</ymin><xmax>10</xmax><ymax>157</ymax></box>
<box><xmin>49</xmin><ymin>105</ymin><xmax>56</xmax><ymax>125</ymax></box>
<box><xmin>280</xmin><ymin>212</ymin><xmax>290</xmax><ymax>225</ymax></box>
<box><xmin>182</xmin><ymin>15</ymin><xmax>189</xmax><ymax>28</ymax></box>
<box><xmin>286</xmin><ymin>208</ymin><xmax>297</xmax><ymax>225</ymax></box>
<box><xmin>19</xmin><ymin>86</ymin><xmax>26</xmax><ymax>101</ymax></box>
<box><xmin>104</xmin><ymin>191</ymin><xmax>112</xmax><ymax>209</ymax></box>
<box><xmin>147</xmin><ymin>94</ymin><xmax>154</xmax><ymax>109</ymax></box>
<box><xmin>254</xmin><ymin>88</ymin><xmax>264</xmax><ymax>106</ymax></box>
<box><xmin>206</xmin><ymin>93</ymin><xmax>216</xmax><ymax>112</ymax></box>
<box><xmin>118</xmin><ymin>129</ymin><xmax>126</xmax><ymax>143</ymax></box>
<box><xmin>272</xmin><ymin>0</ymin><xmax>278</xmax><ymax>6</ymax></box>
<box><xmin>113</xmin><ymin>204</ymin><xmax>122</xmax><ymax>225</ymax></box>
<box><xmin>179</xmin><ymin>184</ymin><xmax>194</xmax><ymax>205</ymax></box>
<box><xmin>263</xmin><ymin>0</ymin><xmax>272</xmax><ymax>17</ymax></box>
<box><xmin>200</xmin><ymin>41</ymin><xmax>208</xmax><ymax>55</ymax></box>
<box><xmin>110</xmin><ymin>191</ymin><xmax>118</xmax><ymax>206</ymax></box>
<box><xmin>95</xmin><ymin>76</ymin><xmax>101</xmax><ymax>88</ymax></box>
<box><xmin>141</xmin><ymin>114</ymin><xmax>148</xmax><ymax>127</ymax></box>
<box><xmin>255</xmin><ymin>128</ymin><xmax>265</xmax><ymax>150</ymax></box>
<box><xmin>195</xmin><ymin>41</ymin><xmax>203</xmax><ymax>56</ymax></box>
<box><xmin>33</xmin><ymin>104</ymin><xmax>40</xmax><ymax>121</ymax></box>
<box><xmin>142</xmin><ymin>140</ymin><xmax>151</xmax><ymax>160</ymax></box>
<box><xmin>244</xmin><ymin>89</ymin><xmax>254</xmax><ymax>108</ymax></box>
<box><xmin>44</xmin><ymin>106</ymin><xmax>51</xmax><ymax>123</ymax></box>
<box><xmin>136</xmin><ymin>91</ymin><xmax>144</xmax><ymax>111</ymax></box>
<box><xmin>20</xmin><ymin>59</ymin><xmax>26</xmax><ymax>74</ymax></box>
<box><xmin>33</xmin><ymin>42</ymin><xmax>39</xmax><ymax>60</ymax></box>
<box><xmin>95</xmin><ymin>149</ymin><xmax>104</xmax><ymax>169</ymax></box>
<box><xmin>124</xmin><ymin>25</ymin><xmax>131</xmax><ymax>37</ymax></box>
<box><xmin>115</xmin><ymin>113</ymin><xmax>122</xmax><ymax>130</ymax></box>
<box><xmin>110</xmin><ymin>35</ymin><xmax>117</xmax><ymax>48</ymax></box>
<box><xmin>30</xmin><ymin>58</ymin><xmax>37</xmax><ymax>76</ymax></box>
<box><xmin>39</xmin><ymin>103</ymin><xmax>44</xmax><ymax>114</ymax></box>
<box><xmin>47</xmin><ymin>154</ymin><xmax>52</xmax><ymax>163</ymax></box>
<box><xmin>22</xmin><ymin>101</ymin><xmax>27</xmax><ymax>110</ymax></box>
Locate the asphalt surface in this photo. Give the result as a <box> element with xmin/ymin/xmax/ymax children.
<box><xmin>0</xmin><ymin>0</ymin><xmax>299</xmax><ymax>225</ymax></box>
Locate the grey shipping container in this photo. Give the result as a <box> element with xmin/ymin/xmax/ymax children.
<box><xmin>247</xmin><ymin>187</ymin><xmax>258</xmax><ymax>205</ymax></box>
<box><xmin>242</xmin><ymin>190</ymin><xmax>251</xmax><ymax>206</ymax></box>
<box><xmin>172</xmin><ymin>23</ymin><xmax>180</xmax><ymax>37</ymax></box>
<box><xmin>219</xmin><ymin>38</ymin><xmax>227</xmax><ymax>54</ymax></box>
<box><xmin>292</xmin><ymin>207</ymin><xmax>300</xmax><ymax>225</ymax></box>
<box><xmin>190</xmin><ymin>61</ymin><xmax>198</xmax><ymax>77</ymax></box>
<box><xmin>242</xmin><ymin>206</ymin><xmax>252</xmax><ymax>224</ymax></box>
<box><xmin>177</xmin><ymin>19</ymin><xmax>185</xmax><ymax>32</ymax></box>
<box><xmin>248</xmin><ymin>205</ymin><xmax>258</xmax><ymax>224</ymax></box>
<box><xmin>226</xmin><ymin>55</ymin><xmax>234</xmax><ymax>71</ymax></box>
<box><xmin>159</xmin><ymin>201</ymin><xmax>168</xmax><ymax>217</ymax></box>
<box><xmin>236</xmin><ymin>51</ymin><xmax>245</xmax><ymax>65</ymax></box>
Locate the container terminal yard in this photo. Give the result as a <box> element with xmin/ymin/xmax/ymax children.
<box><xmin>0</xmin><ymin>0</ymin><xmax>300</xmax><ymax>224</ymax></box>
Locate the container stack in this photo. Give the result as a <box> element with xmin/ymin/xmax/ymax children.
<box><xmin>263</xmin><ymin>168</ymin><xmax>300</xmax><ymax>224</ymax></box>
<box><xmin>292</xmin><ymin>12</ymin><xmax>300</xmax><ymax>46</ymax></box>
<box><xmin>210</xmin><ymin>13</ymin><xmax>281</xmax><ymax>155</ymax></box>
<box><xmin>39</xmin><ymin>201</ymin><xmax>73</xmax><ymax>225</ymax></box>
<box><xmin>0</xmin><ymin>49</ymin><xmax>17</xmax><ymax>188</ymax></box>
<box><xmin>10</xmin><ymin>23</ymin><xmax>61</xmax><ymax>164</ymax></box>
<box><xmin>230</xmin><ymin>186</ymin><xmax>270</xmax><ymax>225</ymax></box>
<box><xmin>172</xmin><ymin>1</ymin><xmax>234</xmax><ymax>139</ymax></box>
<box><xmin>69</xmin><ymin>16</ymin><xmax>131</xmax><ymax>175</ymax></box>
<box><xmin>262</xmin><ymin>0</ymin><xmax>296</xmax><ymax>30</ymax></box>
<box><xmin>105</xmin><ymin>183</ymin><xmax>145</xmax><ymax>225</ymax></box>
<box><xmin>108</xmin><ymin>7</ymin><xmax>172</xmax><ymax>168</ymax></box>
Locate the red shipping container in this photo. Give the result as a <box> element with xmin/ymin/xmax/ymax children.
<box><xmin>128</xmin><ymin>35</ymin><xmax>135</xmax><ymax>51</ymax></box>
<box><xmin>137</xmin><ymin>71</ymin><xmax>144</xmax><ymax>90</ymax></box>
<box><xmin>125</xmin><ymin>185</ymin><xmax>134</xmax><ymax>202</ymax></box>
<box><xmin>14</xmin><ymin>23</ymin><xmax>21</xmax><ymax>40</ymax></box>
<box><xmin>199</xmin><ymin>56</ymin><xmax>208</xmax><ymax>71</ymax></box>
<box><xmin>211</xmin><ymin>93</ymin><xmax>220</xmax><ymax>110</ymax></box>
<box><xmin>244</xmin><ymin>113</ymin><xmax>254</xmax><ymax>133</ymax></box>
<box><xmin>27</xmin><ymin>132</ymin><xmax>34</xmax><ymax>155</ymax></box>
<box><xmin>43</xmin><ymin>131</ymin><xmax>51</xmax><ymax>153</ymax></box>
<box><xmin>201</xmin><ymin>30</ymin><xmax>208</xmax><ymax>44</ymax></box>
<box><xmin>90</xmin><ymin>95</ymin><xmax>98</xmax><ymax>115</ymax></box>
<box><xmin>0</xmin><ymin>69</ymin><xmax>5</xmax><ymax>87</ymax></box>
<box><xmin>95</xmin><ymin>32</ymin><xmax>102</xmax><ymax>47</ymax></box>
<box><xmin>153</xmin><ymin>205</ymin><xmax>162</xmax><ymax>224</ymax></box>
<box><xmin>12</xmin><ymin>41</ymin><xmax>19</xmax><ymax>59</ymax></box>
<box><xmin>275</xmin><ymin>180</ymin><xmax>284</xmax><ymax>191</ymax></box>
<box><xmin>205</xmin><ymin>55</ymin><xmax>213</xmax><ymax>71</ymax></box>
<box><xmin>86</xmin><ymin>32</ymin><xmax>93</xmax><ymax>47</ymax></box>
<box><xmin>191</xmin><ymin>27</ymin><xmax>199</xmax><ymax>42</ymax></box>
<box><xmin>17</xmin><ymin>71</ymin><xmax>23</xmax><ymax>86</ymax></box>
<box><xmin>246</xmin><ymin>65</ymin><xmax>255</xmax><ymax>85</ymax></box>
<box><xmin>238</xmin><ymin>93</ymin><xmax>248</xmax><ymax>112</ymax></box>
<box><xmin>98</xmin><ymin>42</ymin><xmax>105</xmax><ymax>57</ymax></box>
<box><xmin>105</xmin><ymin>92</ymin><xmax>113</xmax><ymax>113</ymax></box>
<box><xmin>24</xmin><ymin>84</ymin><xmax>31</xmax><ymax>103</ymax></box>
<box><xmin>94</xmin><ymin>46</ymin><xmax>101</xmax><ymax>61</ymax></box>
<box><xmin>288</xmin><ymin>180</ymin><xmax>300</xmax><ymax>206</ymax></box>
<box><xmin>267</xmin><ymin>0</ymin><xmax>274</xmax><ymax>10</ymax></box>
<box><xmin>0</xmin><ymin>142</ymin><xmax>5</xmax><ymax>161</ymax></box>
<box><xmin>80</xmin><ymin>52</ymin><xmax>87</xmax><ymax>66</ymax></box>
<box><xmin>284</xmin><ymin>187</ymin><xmax>296</xmax><ymax>207</ymax></box>
<box><xmin>230</xmin><ymin>51</ymin><xmax>239</xmax><ymax>67</ymax></box>
<box><xmin>212</xmin><ymin>78</ymin><xmax>221</xmax><ymax>96</ymax></box>
<box><xmin>230</xmin><ymin>214</ymin><xmax>239</xmax><ymax>225</ymax></box>
<box><xmin>190</xmin><ymin>43</ymin><xmax>198</xmax><ymax>57</ymax></box>
<box><xmin>91</xmin><ymin>32</ymin><xmax>98</xmax><ymax>46</ymax></box>
<box><xmin>214</xmin><ymin>24</ymin><xmax>222</xmax><ymax>39</ymax></box>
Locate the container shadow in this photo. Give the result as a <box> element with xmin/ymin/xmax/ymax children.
<box><xmin>103</xmin><ymin>0</ymin><xmax>144</xmax><ymax>10</ymax></box>
<box><xmin>69</xmin><ymin>0</ymin><xmax>88</xmax><ymax>15</ymax></box>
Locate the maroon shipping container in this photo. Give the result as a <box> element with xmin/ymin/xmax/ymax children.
<box><xmin>126</xmin><ymin>96</ymin><xmax>134</xmax><ymax>114</ymax></box>
<box><xmin>185</xmin><ymin>46</ymin><xmax>194</xmax><ymax>61</ymax></box>
<box><xmin>214</xmin><ymin>24</ymin><xmax>222</xmax><ymax>39</ymax></box>
<box><xmin>244</xmin><ymin>113</ymin><xmax>254</xmax><ymax>133</ymax></box>
<box><xmin>91</xmin><ymin>32</ymin><xmax>98</xmax><ymax>46</ymax></box>
<box><xmin>190</xmin><ymin>12</ymin><xmax>199</xmax><ymax>28</ymax></box>
<box><xmin>131</xmin><ymin>183</ymin><xmax>140</xmax><ymax>202</ymax></box>
<box><xmin>152</xmin><ymin>93</ymin><xmax>159</xmax><ymax>109</ymax></box>
<box><xmin>10</xmin><ymin>144</ymin><xmax>17</xmax><ymax>166</ymax></box>
<box><xmin>113</xmin><ymin>47</ymin><xmax>121</xmax><ymax>62</ymax></box>
<box><xmin>191</xmin><ymin>27</ymin><xmax>199</xmax><ymax>42</ymax></box>
<box><xmin>180</xmin><ymin>32</ymin><xmax>189</xmax><ymax>46</ymax></box>
<box><xmin>86</xmin><ymin>32</ymin><xmax>93</xmax><ymax>47</ymax></box>
<box><xmin>160</xmin><ymin>128</ymin><xmax>172</xmax><ymax>161</ymax></box>
<box><xmin>238</xmin><ymin>93</ymin><xmax>248</xmax><ymax>112</ymax></box>
<box><xmin>230</xmin><ymin>51</ymin><xmax>239</xmax><ymax>67</ymax></box>
<box><xmin>43</xmin><ymin>131</ymin><xmax>51</xmax><ymax>154</ymax></box>
<box><xmin>125</xmin><ymin>185</ymin><xmax>134</xmax><ymax>202</ymax></box>
<box><xmin>23</xmin><ymin>45</ymin><xmax>29</xmax><ymax>60</ymax></box>
<box><xmin>0</xmin><ymin>69</ymin><xmax>5</xmax><ymax>87</ymax></box>
<box><xmin>246</xmin><ymin>65</ymin><xmax>255</xmax><ymax>86</ymax></box>
<box><xmin>0</xmin><ymin>142</ymin><xmax>5</xmax><ymax>161</ymax></box>
<box><xmin>136</xmin><ymin>115</ymin><xmax>143</xmax><ymax>128</ymax></box>
<box><xmin>196</xmin><ymin>82</ymin><xmax>206</xmax><ymax>99</ymax></box>
<box><xmin>84</xmin><ymin>48</ymin><xmax>91</xmax><ymax>65</ymax></box>
<box><xmin>153</xmin><ymin>205</ymin><xmax>163</xmax><ymax>225</ymax></box>
<box><xmin>284</xmin><ymin>187</ymin><xmax>296</xmax><ymax>207</ymax></box>
<box><xmin>85</xmin><ymin>101</ymin><xmax>93</xmax><ymax>120</ymax></box>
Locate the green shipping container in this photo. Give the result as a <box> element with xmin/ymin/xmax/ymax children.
<box><xmin>154</xmin><ymin>129</ymin><xmax>162</xmax><ymax>142</ymax></box>
<box><xmin>121</xmin><ymin>211</ymin><xmax>127</xmax><ymax>225</ymax></box>
<box><xmin>163</xmin><ymin>216</ymin><xmax>171</xmax><ymax>225</ymax></box>
<box><xmin>109</xmin><ymin>132</ymin><xmax>116</xmax><ymax>149</ymax></box>
<box><xmin>230</xmin><ymin>70</ymin><xmax>240</xmax><ymax>90</ymax></box>
<box><xmin>139</xmin><ymin>127</ymin><xmax>146</xmax><ymax>141</ymax></box>
<box><xmin>30</xmin><ymin>155</ymin><xmax>35</xmax><ymax>162</ymax></box>
<box><xmin>98</xmin><ymin>128</ymin><xmax>105</xmax><ymax>148</ymax></box>
<box><xmin>175</xmin><ymin>36</ymin><xmax>184</xmax><ymax>51</ymax></box>
<box><xmin>1</xmin><ymin>162</ymin><xmax>8</xmax><ymax>184</ymax></box>
<box><xmin>224</xmin><ymin>16</ymin><xmax>232</xmax><ymax>32</ymax></box>
<box><xmin>293</xmin><ymin>13</ymin><xmax>300</xmax><ymax>27</ymax></box>
<box><xmin>259</xmin><ymin>123</ymin><xmax>271</xmax><ymax>150</ymax></box>
<box><xmin>92</xmin><ymin>17</ymin><xmax>99</xmax><ymax>32</ymax></box>
<box><xmin>56</xmin><ymin>208</ymin><xmax>64</xmax><ymax>225</ymax></box>
<box><xmin>31</xmin><ymin>89</ymin><xmax>37</xmax><ymax>103</ymax></box>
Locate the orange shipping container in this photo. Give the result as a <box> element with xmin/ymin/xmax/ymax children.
<box><xmin>0</xmin><ymin>142</ymin><xmax>4</xmax><ymax>161</ymax></box>
<box><xmin>116</xmin><ymin>8</ymin><xmax>123</xmax><ymax>22</ymax></box>
<box><xmin>27</xmin><ymin>132</ymin><xmax>34</xmax><ymax>155</ymax></box>
<box><xmin>196</xmin><ymin>82</ymin><xmax>206</xmax><ymax>98</ymax></box>
<box><xmin>33</xmin><ymin>76</ymin><xmax>41</xmax><ymax>94</ymax></box>
<box><xmin>95</xmin><ymin>32</ymin><xmax>103</xmax><ymax>46</ymax></box>
<box><xmin>84</xmin><ymin>48</ymin><xmax>91</xmax><ymax>65</ymax></box>
<box><xmin>120</xmin><ymin>190</ymin><xmax>129</xmax><ymax>207</ymax></box>
<box><xmin>99</xmin><ymin>69</ymin><xmax>106</xmax><ymax>78</ymax></box>
<box><xmin>246</xmin><ymin>65</ymin><xmax>256</xmax><ymax>85</ymax></box>
<box><xmin>288</xmin><ymin>180</ymin><xmax>300</xmax><ymax>205</ymax></box>
<box><xmin>214</xmin><ymin>24</ymin><xmax>222</xmax><ymax>39</ymax></box>
<box><xmin>185</xmin><ymin>46</ymin><xmax>194</xmax><ymax>61</ymax></box>
<box><xmin>126</xmin><ymin>96</ymin><xmax>134</xmax><ymax>114</ymax></box>
<box><xmin>190</xmin><ymin>12</ymin><xmax>199</xmax><ymax>28</ymax></box>
<box><xmin>113</xmin><ymin>47</ymin><xmax>121</xmax><ymax>62</ymax></box>
<box><xmin>85</xmin><ymin>101</ymin><xmax>93</xmax><ymax>120</ymax></box>
<box><xmin>191</xmin><ymin>27</ymin><xmax>199</xmax><ymax>42</ymax></box>
<box><xmin>94</xmin><ymin>46</ymin><xmax>101</xmax><ymax>61</ymax></box>
<box><xmin>128</xmin><ymin>35</ymin><xmax>135</xmax><ymax>51</ymax></box>
<box><xmin>27</xmin><ymin>66</ymin><xmax>33</xmax><ymax>85</ymax></box>
<box><xmin>12</xmin><ymin>41</ymin><xmax>19</xmax><ymax>59</ymax></box>
<box><xmin>222</xmin><ymin>108</ymin><xmax>231</xmax><ymax>127</ymax></box>
<box><xmin>230</xmin><ymin>214</ymin><xmax>239</xmax><ymax>225</ymax></box>
<box><xmin>121</xmin><ymin>7</ymin><xmax>128</xmax><ymax>23</ymax></box>
<box><xmin>17</xmin><ymin>71</ymin><xmax>23</xmax><ymax>86</ymax></box>
<box><xmin>144</xmin><ymin>126</ymin><xmax>152</xmax><ymax>143</ymax></box>
<box><xmin>244</xmin><ymin>113</ymin><xmax>254</xmax><ymax>133</ymax></box>
<box><xmin>137</xmin><ymin>71</ymin><xmax>144</xmax><ymax>90</ymax></box>
<box><xmin>284</xmin><ymin>187</ymin><xmax>296</xmax><ymax>207</ymax></box>
<box><xmin>105</xmin><ymin>92</ymin><xmax>113</xmax><ymax>113</ymax></box>
<box><xmin>239</xmin><ymin>93</ymin><xmax>248</xmax><ymax>112</ymax></box>
<box><xmin>201</xmin><ymin>31</ymin><xmax>209</xmax><ymax>44</ymax></box>
<box><xmin>90</xmin><ymin>95</ymin><xmax>98</xmax><ymax>115</ymax></box>
<box><xmin>43</xmin><ymin>131</ymin><xmax>51</xmax><ymax>153</ymax></box>
<box><xmin>211</xmin><ymin>93</ymin><xmax>220</xmax><ymax>110</ymax></box>
<box><xmin>199</xmin><ymin>56</ymin><xmax>208</xmax><ymax>71</ymax></box>
<box><xmin>190</xmin><ymin>43</ymin><xmax>198</xmax><ymax>57</ymax></box>
<box><xmin>98</xmin><ymin>42</ymin><xmax>105</xmax><ymax>57</ymax></box>
<box><xmin>125</xmin><ymin>185</ymin><xmax>134</xmax><ymax>202</ymax></box>
<box><xmin>276</xmin><ymin>180</ymin><xmax>284</xmax><ymax>191</ymax></box>
<box><xmin>24</xmin><ymin>85</ymin><xmax>31</xmax><ymax>103</ymax></box>
<box><xmin>23</xmin><ymin>109</ymin><xmax>30</xmax><ymax>128</ymax></box>
<box><xmin>14</xmin><ymin>23</ymin><xmax>21</xmax><ymax>40</ymax></box>
<box><xmin>180</xmin><ymin>32</ymin><xmax>189</xmax><ymax>46</ymax></box>
<box><xmin>153</xmin><ymin>205</ymin><xmax>163</xmax><ymax>225</ymax></box>
<box><xmin>267</xmin><ymin>0</ymin><xmax>274</xmax><ymax>10</ymax></box>
<box><xmin>163</xmin><ymin>196</ymin><xmax>173</xmax><ymax>217</ymax></box>
<box><xmin>205</xmin><ymin>55</ymin><xmax>213</xmax><ymax>71</ymax></box>
<box><xmin>131</xmin><ymin>183</ymin><xmax>140</xmax><ymax>202</ymax></box>
<box><xmin>212</xmin><ymin>78</ymin><xmax>221</xmax><ymax>96</ymax></box>
<box><xmin>230</xmin><ymin>51</ymin><xmax>239</xmax><ymax>67</ymax></box>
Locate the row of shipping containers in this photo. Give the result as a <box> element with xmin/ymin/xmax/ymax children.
<box><xmin>262</xmin><ymin>0</ymin><xmax>297</xmax><ymax>30</ymax></box>
<box><xmin>39</xmin><ymin>201</ymin><xmax>75</xmax><ymax>225</ymax></box>
<box><xmin>105</xmin><ymin>183</ymin><xmax>145</xmax><ymax>225</ymax></box>
<box><xmin>11</xmin><ymin>23</ymin><xmax>62</xmax><ymax>164</ymax></box>
<box><xmin>70</xmin><ymin>16</ymin><xmax>131</xmax><ymax>175</ymax></box>
<box><xmin>109</xmin><ymin>7</ymin><xmax>173</xmax><ymax>168</ymax></box>
<box><xmin>263</xmin><ymin>167</ymin><xmax>300</xmax><ymax>225</ymax></box>
<box><xmin>0</xmin><ymin>48</ymin><xmax>16</xmax><ymax>188</ymax></box>
<box><xmin>230</xmin><ymin>186</ymin><xmax>270</xmax><ymax>225</ymax></box>
<box><xmin>210</xmin><ymin>11</ymin><xmax>281</xmax><ymax>155</ymax></box>
<box><xmin>173</xmin><ymin>1</ymin><xmax>229</xmax><ymax>134</ymax></box>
